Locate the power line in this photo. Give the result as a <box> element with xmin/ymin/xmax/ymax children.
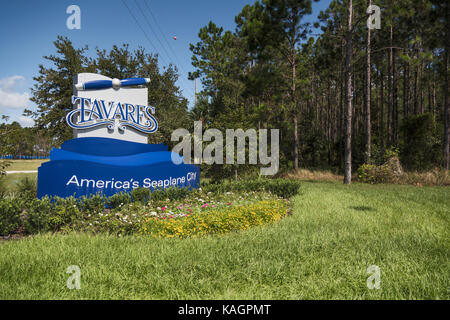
<box><xmin>134</xmin><ymin>0</ymin><xmax>176</xmax><ymax>67</ymax></box>
<box><xmin>120</xmin><ymin>0</ymin><xmax>194</xmax><ymax>102</ymax></box>
<box><xmin>120</xmin><ymin>0</ymin><xmax>169</xmax><ymax>66</ymax></box>
<box><xmin>136</xmin><ymin>0</ymin><xmax>194</xmax><ymax>100</ymax></box>
<box><xmin>142</xmin><ymin>0</ymin><xmax>195</xmax><ymax>98</ymax></box>
<box><xmin>144</xmin><ymin>0</ymin><xmax>191</xmax><ymax>79</ymax></box>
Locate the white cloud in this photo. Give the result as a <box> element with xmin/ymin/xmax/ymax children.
<box><xmin>0</xmin><ymin>75</ymin><xmax>30</xmax><ymax>109</ymax></box>
<box><xmin>0</xmin><ymin>75</ymin><xmax>25</xmax><ymax>90</ymax></box>
<box><xmin>18</xmin><ymin>116</ymin><xmax>35</xmax><ymax>128</ymax></box>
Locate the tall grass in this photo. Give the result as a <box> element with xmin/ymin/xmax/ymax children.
<box><xmin>283</xmin><ymin>169</ymin><xmax>343</xmax><ymax>181</ymax></box>
<box><xmin>284</xmin><ymin>167</ymin><xmax>450</xmax><ymax>186</ymax></box>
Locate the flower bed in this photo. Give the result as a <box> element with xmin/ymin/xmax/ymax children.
<box><xmin>0</xmin><ymin>179</ymin><xmax>300</xmax><ymax>237</ymax></box>
<box><xmin>139</xmin><ymin>199</ymin><xmax>288</xmax><ymax>238</ymax></box>
<box><xmin>77</xmin><ymin>190</ymin><xmax>286</xmax><ymax>236</ymax></box>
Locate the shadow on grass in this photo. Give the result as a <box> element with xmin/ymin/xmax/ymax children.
<box><xmin>349</xmin><ymin>205</ymin><xmax>376</xmax><ymax>212</ymax></box>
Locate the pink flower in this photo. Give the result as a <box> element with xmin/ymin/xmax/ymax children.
<box><xmin>177</xmin><ymin>205</ymin><xmax>183</xmax><ymax>209</ymax></box>
<box><xmin>212</xmin><ymin>205</ymin><xmax>215</xmax><ymax>208</ymax></box>
<box><xmin>201</xmin><ymin>203</ymin><xmax>209</xmax><ymax>208</ymax></box>
<box><xmin>226</xmin><ymin>202</ymin><xmax>232</xmax><ymax>205</ymax></box>
<box><xmin>162</xmin><ymin>206</ymin><xmax>166</xmax><ymax>212</ymax></box>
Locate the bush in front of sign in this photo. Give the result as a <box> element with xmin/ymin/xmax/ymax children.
<box><xmin>24</xmin><ymin>196</ymin><xmax>81</xmax><ymax>234</ymax></box>
<box><xmin>131</xmin><ymin>186</ymin><xmax>192</xmax><ymax>203</ymax></box>
<box><xmin>0</xmin><ymin>198</ymin><xmax>23</xmax><ymax>236</ymax></box>
<box><xmin>138</xmin><ymin>199</ymin><xmax>289</xmax><ymax>239</ymax></box>
<box><xmin>106</xmin><ymin>192</ymin><xmax>132</xmax><ymax>208</ymax></box>
<box><xmin>201</xmin><ymin>179</ymin><xmax>301</xmax><ymax>199</ymax></box>
<box><xmin>17</xmin><ymin>177</ymin><xmax>37</xmax><ymax>199</ymax></box>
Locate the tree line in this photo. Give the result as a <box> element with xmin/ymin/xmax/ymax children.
<box><xmin>188</xmin><ymin>0</ymin><xmax>449</xmax><ymax>182</ymax></box>
<box><xmin>0</xmin><ymin>117</ymin><xmax>51</xmax><ymax>158</ymax></box>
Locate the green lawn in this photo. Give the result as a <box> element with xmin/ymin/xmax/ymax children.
<box><xmin>1</xmin><ymin>173</ymin><xmax>37</xmax><ymax>193</ymax></box>
<box><xmin>0</xmin><ymin>181</ymin><xmax>448</xmax><ymax>299</ymax></box>
<box><xmin>4</xmin><ymin>160</ymin><xmax>47</xmax><ymax>171</ymax></box>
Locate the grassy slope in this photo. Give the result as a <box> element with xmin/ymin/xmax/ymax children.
<box><xmin>0</xmin><ymin>182</ymin><xmax>448</xmax><ymax>299</ymax></box>
<box><xmin>1</xmin><ymin>173</ymin><xmax>37</xmax><ymax>192</ymax></box>
<box><xmin>1</xmin><ymin>160</ymin><xmax>43</xmax><ymax>192</ymax></box>
<box><xmin>5</xmin><ymin>160</ymin><xmax>47</xmax><ymax>171</ymax></box>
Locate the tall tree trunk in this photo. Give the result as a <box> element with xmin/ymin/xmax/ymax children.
<box><xmin>328</xmin><ymin>79</ymin><xmax>332</xmax><ymax>165</ymax></box>
<box><xmin>420</xmin><ymin>61</ymin><xmax>424</xmax><ymax>113</ymax></box>
<box><xmin>344</xmin><ymin>0</ymin><xmax>353</xmax><ymax>184</ymax></box>
<box><xmin>387</xmin><ymin>25</ymin><xmax>393</xmax><ymax>147</ymax></box>
<box><xmin>403</xmin><ymin>62</ymin><xmax>409</xmax><ymax>118</ymax></box>
<box><xmin>433</xmin><ymin>77</ymin><xmax>436</xmax><ymax>116</ymax></box>
<box><xmin>293</xmin><ymin>113</ymin><xmax>298</xmax><ymax>171</ymax></box>
<box><xmin>414</xmin><ymin>66</ymin><xmax>419</xmax><ymax>114</ymax></box>
<box><xmin>380</xmin><ymin>70</ymin><xmax>385</xmax><ymax>156</ymax></box>
<box><xmin>365</xmin><ymin>0</ymin><xmax>372</xmax><ymax>163</ymax></box>
<box><xmin>428</xmin><ymin>66</ymin><xmax>432</xmax><ymax>113</ymax></box>
<box><xmin>393</xmin><ymin>48</ymin><xmax>398</xmax><ymax>144</ymax></box>
<box><xmin>339</xmin><ymin>58</ymin><xmax>344</xmax><ymax>170</ymax></box>
<box><xmin>444</xmin><ymin>25</ymin><xmax>449</xmax><ymax>170</ymax></box>
<box><xmin>292</xmin><ymin>48</ymin><xmax>298</xmax><ymax>172</ymax></box>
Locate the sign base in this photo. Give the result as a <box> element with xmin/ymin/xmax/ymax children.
<box><xmin>37</xmin><ymin>137</ymin><xmax>200</xmax><ymax>199</ymax></box>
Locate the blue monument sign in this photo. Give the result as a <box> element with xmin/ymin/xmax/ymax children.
<box><xmin>37</xmin><ymin>73</ymin><xmax>199</xmax><ymax>199</ymax></box>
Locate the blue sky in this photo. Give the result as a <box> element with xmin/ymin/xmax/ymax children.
<box><xmin>0</xmin><ymin>0</ymin><xmax>331</xmax><ymax>127</ymax></box>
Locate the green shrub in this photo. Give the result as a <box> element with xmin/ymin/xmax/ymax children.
<box><xmin>358</xmin><ymin>164</ymin><xmax>378</xmax><ymax>184</ymax></box>
<box><xmin>202</xmin><ymin>179</ymin><xmax>300</xmax><ymax>198</ymax></box>
<box><xmin>0</xmin><ymin>198</ymin><xmax>23</xmax><ymax>235</ymax></box>
<box><xmin>400</xmin><ymin>113</ymin><xmax>442</xmax><ymax>170</ymax></box>
<box><xmin>17</xmin><ymin>177</ymin><xmax>37</xmax><ymax>198</ymax></box>
<box><xmin>106</xmin><ymin>192</ymin><xmax>131</xmax><ymax>209</ymax></box>
<box><xmin>23</xmin><ymin>196</ymin><xmax>53</xmax><ymax>234</ymax></box>
<box><xmin>260</xmin><ymin>179</ymin><xmax>300</xmax><ymax>198</ymax></box>
<box><xmin>77</xmin><ymin>193</ymin><xmax>105</xmax><ymax>214</ymax></box>
<box><xmin>131</xmin><ymin>186</ymin><xmax>192</xmax><ymax>204</ymax></box>
<box><xmin>0</xmin><ymin>160</ymin><xmax>11</xmax><ymax>176</ymax></box>
<box><xmin>50</xmin><ymin>197</ymin><xmax>82</xmax><ymax>231</ymax></box>
<box><xmin>24</xmin><ymin>196</ymin><xmax>82</xmax><ymax>234</ymax></box>
<box><xmin>357</xmin><ymin>152</ymin><xmax>404</xmax><ymax>184</ymax></box>
<box><xmin>0</xmin><ymin>160</ymin><xmax>10</xmax><ymax>198</ymax></box>
<box><xmin>131</xmin><ymin>187</ymin><xmax>151</xmax><ymax>203</ymax></box>
<box><xmin>160</xmin><ymin>186</ymin><xmax>191</xmax><ymax>201</ymax></box>
<box><xmin>357</xmin><ymin>163</ymin><xmax>395</xmax><ymax>184</ymax></box>
<box><xmin>0</xmin><ymin>178</ymin><xmax>6</xmax><ymax>198</ymax></box>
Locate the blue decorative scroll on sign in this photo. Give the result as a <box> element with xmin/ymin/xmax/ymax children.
<box><xmin>37</xmin><ymin>137</ymin><xmax>200</xmax><ymax>199</ymax></box>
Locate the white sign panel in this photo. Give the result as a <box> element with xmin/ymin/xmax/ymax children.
<box><xmin>70</xmin><ymin>73</ymin><xmax>157</xmax><ymax>144</ymax></box>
